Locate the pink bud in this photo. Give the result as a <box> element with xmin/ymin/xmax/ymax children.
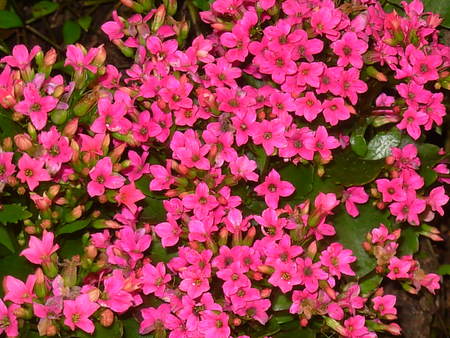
<box><xmin>14</xmin><ymin>133</ymin><xmax>33</xmax><ymax>151</ymax></box>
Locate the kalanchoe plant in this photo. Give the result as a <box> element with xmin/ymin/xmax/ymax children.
<box><xmin>0</xmin><ymin>0</ymin><xmax>448</xmax><ymax>337</ymax></box>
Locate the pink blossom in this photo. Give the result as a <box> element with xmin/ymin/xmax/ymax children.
<box><xmin>296</xmin><ymin>257</ymin><xmax>328</xmax><ymax>292</ymax></box>
<box><xmin>342</xmin><ymin>316</ymin><xmax>372</xmax><ymax>338</ymax></box>
<box><xmin>198</xmin><ymin>311</ymin><xmax>230</xmax><ymax>338</ymax></box>
<box><xmin>3</xmin><ymin>274</ymin><xmax>36</xmax><ymax>304</ymax></box>
<box><xmin>229</xmin><ymin>155</ymin><xmax>259</xmax><ymax>181</ymax></box>
<box><xmin>99</xmin><ymin>270</ymin><xmax>134</xmax><ymax>313</ymax></box>
<box><xmin>268</xmin><ymin>261</ymin><xmax>302</xmax><ymax>293</ymax></box>
<box><xmin>320</xmin><ymin>243</ymin><xmax>356</xmax><ymax>279</ymax></box>
<box><xmin>343</xmin><ymin>187</ymin><xmax>369</xmax><ymax>217</ymax></box>
<box><xmin>254</xmin><ymin>169</ymin><xmax>295</xmax><ymax>209</ymax></box>
<box><xmin>372</xmin><ymin>295</ymin><xmax>397</xmax><ymax>317</ymax></box>
<box><xmin>115</xmin><ymin>181</ymin><xmax>145</xmax><ymax>214</ymax></box>
<box><xmin>295</xmin><ymin>91</ymin><xmax>322</xmax><ymax>122</ymax></box>
<box><xmin>0</xmin><ymin>299</ymin><xmax>19</xmax><ymax>337</ymax></box>
<box><xmin>142</xmin><ymin>262</ymin><xmax>171</xmax><ymax>297</ymax></box>
<box><xmin>387</xmin><ymin>256</ymin><xmax>413</xmax><ymax>280</ymax></box>
<box><xmin>1</xmin><ymin>44</ymin><xmax>41</xmax><ymax>70</ymax></box>
<box><xmin>331</xmin><ymin>32</ymin><xmax>368</xmax><ymax>68</ymax></box>
<box><xmin>427</xmin><ymin>186</ymin><xmax>449</xmax><ymax>216</ymax></box>
<box><xmin>183</xmin><ymin>182</ymin><xmax>219</xmax><ymax>218</ymax></box>
<box><xmin>140</xmin><ymin>304</ymin><xmax>180</xmax><ymax>335</ymax></box>
<box><xmin>179</xmin><ymin>269</ymin><xmax>210</xmax><ymax>299</ymax></box>
<box><xmin>322</xmin><ymin>97</ymin><xmax>351</xmax><ymax>126</ymax></box>
<box><xmin>64</xmin><ymin>44</ymin><xmax>99</xmax><ymax>73</ymax></box>
<box><xmin>87</xmin><ymin>157</ymin><xmax>125</xmax><ymax>197</ymax></box>
<box><xmin>389</xmin><ymin>192</ymin><xmax>426</xmax><ymax>225</ymax></box>
<box><xmin>0</xmin><ymin>152</ymin><xmax>16</xmax><ymax>183</ymax></box>
<box><xmin>20</xmin><ymin>230</ymin><xmax>59</xmax><ymax>265</ymax></box>
<box><xmin>63</xmin><ymin>294</ymin><xmax>100</xmax><ymax>333</ymax></box>
<box><xmin>251</xmin><ymin>119</ymin><xmax>287</xmax><ymax>155</ymax></box>
<box><xmin>14</xmin><ymin>83</ymin><xmax>57</xmax><ymax>130</ymax></box>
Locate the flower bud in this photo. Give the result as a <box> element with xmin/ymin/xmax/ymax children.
<box><xmin>14</xmin><ymin>133</ymin><xmax>33</xmax><ymax>151</ymax></box>
<box><xmin>2</xmin><ymin>137</ymin><xmax>13</xmax><ymax>151</ymax></box>
<box><xmin>34</xmin><ymin>268</ymin><xmax>48</xmax><ymax>298</ymax></box>
<box><xmin>51</xmin><ymin>109</ymin><xmax>68</xmax><ymax>125</ymax></box>
<box><xmin>163</xmin><ymin>0</ymin><xmax>177</xmax><ymax>16</ymax></box>
<box><xmin>100</xmin><ymin>309</ymin><xmax>114</xmax><ymax>327</ymax></box>
<box><xmin>63</xmin><ymin>118</ymin><xmax>79</xmax><ymax>138</ymax></box>
<box><xmin>151</xmin><ymin>5</ymin><xmax>166</xmax><ymax>32</ymax></box>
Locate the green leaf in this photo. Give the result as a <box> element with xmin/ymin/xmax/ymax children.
<box><xmin>59</xmin><ymin>238</ymin><xmax>84</xmax><ymax>259</ymax></box>
<box><xmin>141</xmin><ymin>197</ymin><xmax>166</xmax><ymax>224</ymax></box>
<box><xmin>272</xmin><ymin>293</ymin><xmax>292</xmax><ymax>311</ymax></box>
<box><xmin>350</xmin><ymin>122</ymin><xmax>368</xmax><ymax>157</ymax></box>
<box><xmin>78</xmin><ymin>15</ymin><xmax>92</xmax><ymax>32</ymax></box>
<box><xmin>273</xmin><ymin>327</ymin><xmax>316</xmax><ymax>338</ymax></box>
<box><xmin>359</xmin><ymin>273</ymin><xmax>383</xmax><ymax>295</ymax></box>
<box><xmin>333</xmin><ymin>203</ymin><xmax>391</xmax><ymax>277</ymax></box>
<box><xmin>273</xmin><ymin>313</ymin><xmax>295</xmax><ymax>325</ymax></box>
<box><xmin>63</xmin><ymin>20</ymin><xmax>81</xmax><ymax>45</ymax></box>
<box><xmin>136</xmin><ymin>176</ymin><xmax>152</xmax><ymax>196</ymax></box>
<box><xmin>279</xmin><ymin>164</ymin><xmax>314</xmax><ymax>203</ymax></box>
<box><xmin>418</xmin><ymin>143</ymin><xmax>442</xmax><ymax>186</ymax></box>
<box><xmin>192</xmin><ymin>0</ymin><xmax>211</xmax><ymax>11</ymax></box>
<box><xmin>252</xmin><ymin>146</ymin><xmax>267</xmax><ymax>173</ymax></box>
<box><xmin>0</xmin><ymin>204</ymin><xmax>32</xmax><ymax>225</ymax></box>
<box><xmin>56</xmin><ymin>219</ymin><xmax>90</xmax><ymax>235</ymax></box>
<box><xmin>397</xmin><ymin>227</ymin><xmax>420</xmax><ymax>256</ymax></box>
<box><xmin>364</xmin><ymin>127</ymin><xmax>401</xmax><ymax>160</ymax></box>
<box><xmin>0</xmin><ymin>10</ymin><xmax>23</xmax><ymax>28</ymax></box>
<box><xmin>150</xmin><ymin>237</ymin><xmax>177</xmax><ymax>263</ymax></box>
<box><xmin>437</xmin><ymin>264</ymin><xmax>450</xmax><ymax>276</ymax></box>
<box><xmin>0</xmin><ymin>227</ymin><xmax>16</xmax><ymax>253</ymax></box>
<box><xmin>0</xmin><ymin>109</ymin><xmax>24</xmax><ymax>138</ymax></box>
<box><xmin>76</xmin><ymin>320</ymin><xmax>123</xmax><ymax>338</ymax></box>
<box><xmin>32</xmin><ymin>1</ymin><xmax>59</xmax><ymax>18</ymax></box>
<box><xmin>327</xmin><ymin>149</ymin><xmax>385</xmax><ymax>187</ymax></box>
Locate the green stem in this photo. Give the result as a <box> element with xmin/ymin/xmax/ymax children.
<box><xmin>25</xmin><ymin>25</ymin><xmax>63</xmax><ymax>51</ymax></box>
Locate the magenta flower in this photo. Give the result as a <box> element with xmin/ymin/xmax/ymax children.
<box><xmin>268</xmin><ymin>261</ymin><xmax>302</xmax><ymax>293</ymax></box>
<box><xmin>198</xmin><ymin>311</ymin><xmax>230</xmax><ymax>338</ymax></box>
<box><xmin>179</xmin><ymin>269</ymin><xmax>210</xmax><ymax>298</ymax></box>
<box><xmin>322</xmin><ymin>97</ymin><xmax>350</xmax><ymax>126</ymax></box>
<box><xmin>255</xmin><ymin>169</ymin><xmax>295</xmax><ymax>209</ymax></box>
<box><xmin>87</xmin><ymin>157</ymin><xmax>125</xmax><ymax>197</ymax></box>
<box><xmin>142</xmin><ymin>262</ymin><xmax>172</xmax><ymax>297</ymax></box>
<box><xmin>304</xmin><ymin>126</ymin><xmax>340</xmax><ymax>161</ymax></box>
<box><xmin>140</xmin><ymin>304</ymin><xmax>180</xmax><ymax>335</ymax></box>
<box><xmin>99</xmin><ymin>271</ymin><xmax>134</xmax><ymax>313</ymax></box>
<box><xmin>182</xmin><ymin>182</ymin><xmax>219</xmax><ymax>218</ymax></box>
<box><xmin>319</xmin><ymin>243</ymin><xmax>356</xmax><ymax>279</ymax></box>
<box><xmin>376</xmin><ymin>178</ymin><xmax>407</xmax><ymax>203</ymax></box>
<box><xmin>100</xmin><ymin>10</ymin><xmax>124</xmax><ymax>40</ymax></box>
<box><xmin>229</xmin><ymin>155</ymin><xmax>259</xmax><ymax>181</ymax></box>
<box><xmin>387</xmin><ymin>256</ymin><xmax>413</xmax><ymax>280</ymax></box>
<box><xmin>63</xmin><ymin>294</ymin><xmax>100</xmax><ymax>333</ymax></box>
<box><xmin>342</xmin><ymin>316</ymin><xmax>372</xmax><ymax>338</ymax></box>
<box><xmin>64</xmin><ymin>44</ymin><xmax>98</xmax><ymax>73</ymax></box>
<box><xmin>389</xmin><ymin>192</ymin><xmax>426</xmax><ymax>225</ymax></box>
<box><xmin>38</xmin><ymin>126</ymin><xmax>73</xmax><ymax>171</ymax></box>
<box><xmin>331</xmin><ymin>32</ymin><xmax>368</xmax><ymax>68</ymax></box>
<box><xmin>0</xmin><ymin>152</ymin><xmax>16</xmax><ymax>183</ymax></box>
<box><xmin>17</xmin><ymin>153</ymin><xmax>52</xmax><ymax>191</ymax></box>
<box><xmin>397</xmin><ymin>106</ymin><xmax>428</xmax><ymax>140</ymax></box>
<box><xmin>427</xmin><ymin>186</ymin><xmax>449</xmax><ymax>216</ymax></box>
<box><xmin>0</xmin><ymin>299</ymin><xmax>19</xmax><ymax>337</ymax></box>
<box><xmin>0</xmin><ymin>44</ymin><xmax>41</xmax><ymax>70</ymax></box>
<box><xmin>295</xmin><ymin>91</ymin><xmax>322</xmax><ymax>122</ymax></box>
<box><xmin>342</xmin><ymin>187</ymin><xmax>369</xmax><ymax>217</ymax></box>
<box><xmin>372</xmin><ymin>295</ymin><xmax>397</xmax><ymax>317</ymax></box>
<box><xmin>20</xmin><ymin>230</ymin><xmax>59</xmax><ymax>265</ymax></box>
<box><xmin>14</xmin><ymin>83</ymin><xmax>58</xmax><ymax>130</ymax></box>
<box><xmin>155</xmin><ymin>216</ymin><xmax>182</xmax><ymax>247</ymax></box>
<box><xmin>296</xmin><ymin>257</ymin><xmax>328</xmax><ymax>292</ymax></box>
<box><xmin>3</xmin><ymin>274</ymin><xmax>36</xmax><ymax>304</ymax></box>
<box><xmin>115</xmin><ymin>181</ymin><xmax>145</xmax><ymax>214</ymax></box>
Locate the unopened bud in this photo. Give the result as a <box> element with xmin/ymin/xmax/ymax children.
<box><xmin>100</xmin><ymin>309</ymin><xmax>114</xmax><ymax>327</ymax></box>
<box><xmin>14</xmin><ymin>133</ymin><xmax>33</xmax><ymax>151</ymax></box>
<box><xmin>151</xmin><ymin>5</ymin><xmax>166</xmax><ymax>32</ymax></box>
<box><xmin>63</xmin><ymin>118</ymin><xmax>79</xmax><ymax>138</ymax></box>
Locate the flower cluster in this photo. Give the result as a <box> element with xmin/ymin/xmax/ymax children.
<box><xmin>0</xmin><ymin>0</ymin><xmax>448</xmax><ymax>337</ymax></box>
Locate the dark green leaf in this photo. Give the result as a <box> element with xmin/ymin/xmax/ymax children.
<box><xmin>192</xmin><ymin>0</ymin><xmax>211</xmax><ymax>11</ymax></box>
<box><xmin>423</xmin><ymin>0</ymin><xmax>450</xmax><ymax>28</ymax></box>
<box><xmin>272</xmin><ymin>293</ymin><xmax>292</xmax><ymax>311</ymax></box>
<box><xmin>141</xmin><ymin>197</ymin><xmax>166</xmax><ymax>224</ymax></box>
<box><xmin>63</xmin><ymin>20</ymin><xmax>81</xmax><ymax>45</ymax></box>
<box><xmin>359</xmin><ymin>273</ymin><xmax>383</xmax><ymax>295</ymax></box>
<box><xmin>279</xmin><ymin>164</ymin><xmax>314</xmax><ymax>202</ymax></box>
<box><xmin>56</xmin><ymin>219</ymin><xmax>90</xmax><ymax>235</ymax></box>
<box><xmin>150</xmin><ymin>237</ymin><xmax>177</xmax><ymax>263</ymax></box>
<box><xmin>274</xmin><ymin>327</ymin><xmax>316</xmax><ymax>338</ymax></box>
<box><xmin>327</xmin><ymin>149</ymin><xmax>385</xmax><ymax>187</ymax></box>
<box><xmin>0</xmin><ymin>203</ymin><xmax>32</xmax><ymax>225</ymax></box>
<box><xmin>397</xmin><ymin>227</ymin><xmax>419</xmax><ymax>256</ymax></box>
<box><xmin>136</xmin><ymin>176</ymin><xmax>152</xmax><ymax>196</ymax></box>
<box><xmin>76</xmin><ymin>320</ymin><xmax>123</xmax><ymax>338</ymax></box>
<box><xmin>0</xmin><ymin>110</ymin><xmax>24</xmax><ymax>138</ymax></box>
<box><xmin>350</xmin><ymin>122</ymin><xmax>368</xmax><ymax>157</ymax></box>
<box><xmin>252</xmin><ymin>146</ymin><xmax>267</xmax><ymax>173</ymax></box>
<box><xmin>59</xmin><ymin>238</ymin><xmax>84</xmax><ymax>259</ymax></box>
<box><xmin>418</xmin><ymin>143</ymin><xmax>442</xmax><ymax>186</ymax></box>
<box><xmin>32</xmin><ymin>1</ymin><xmax>59</xmax><ymax>18</ymax></box>
<box><xmin>437</xmin><ymin>264</ymin><xmax>450</xmax><ymax>276</ymax></box>
<box><xmin>364</xmin><ymin>127</ymin><xmax>401</xmax><ymax>160</ymax></box>
<box><xmin>0</xmin><ymin>10</ymin><xmax>23</xmax><ymax>28</ymax></box>
<box><xmin>333</xmin><ymin>204</ymin><xmax>391</xmax><ymax>277</ymax></box>
<box><xmin>273</xmin><ymin>313</ymin><xmax>295</xmax><ymax>325</ymax></box>
<box><xmin>0</xmin><ymin>226</ymin><xmax>16</xmax><ymax>253</ymax></box>
<box><xmin>78</xmin><ymin>16</ymin><xmax>92</xmax><ymax>32</ymax></box>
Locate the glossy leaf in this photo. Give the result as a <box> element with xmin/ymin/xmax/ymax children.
<box><xmin>418</xmin><ymin>143</ymin><xmax>442</xmax><ymax>186</ymax></box>
<box><xmin>364</xmin><ymin>127</ymin><xmax>401</xmax><ymax>160</ymax></box>
<box><xmin>141</xmin><ymin>197</ymin><xmax>166</xmax><ymax>224</ymax></box>
<box><xmin>397</xmin><ymin>227</ymin><xmax>419</xmax><ymax>256</ymax></box>
<box><xmin>63</xmin><ymin>20</ymin><xmax>81</xmax><ymax>45</ymax></box>
<box><xmin>56</xmin><ymin>219</ymin><xmax>90</xmax><ymax>235</ymax></box>
<box><xmin>0</xmin><ymin>203</ymin><xmax>32</xmax><ymax>225</ymax></box>
<box><xmin>0</xmin><ymin>226</ymin><xmax>16</xmax><ymax>253</ymax></box>
<box><xmin>327</xmin><ymin>149</ymin><xmax>385</xmax><ymax>187</ymax></box>
<box><xmin>359</xmin><ymin>273</ymin><xmax>383</xmax><ymax>295</ymax></box>
<box><xmin>78</xmin><ymin>16</ymin><xmax>92</xmax><ymax>32</ymax></box>
<box><xmin>272</xmin><ymin>293</ymin><xmax>292</xmax><ymax>311</ymax></box>
<box><xmin>32</xmin><ymin>1</ymin><xmax>59</xmax><ymax>18</ymax></box>
<box><xmin>0</xmin><ymin>10</ymin><xmax>23</xmax><ymax>28</ymax></box>
<box><xmin>437</xmin><ymin>264</ymin><xmax>450</xmax><ymax>276</ymax></box>
<box><xmin>333</xmin><ymin>204</ymin><xmax>391</xmax><ymax>277</ymax></box>
<box><xmin>279</xmin><ymin>164</ymin><xmax>314</xmax><ymax>202</ymax></box>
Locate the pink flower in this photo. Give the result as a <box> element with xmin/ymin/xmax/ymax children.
<box><xmin>397</xmin><ymin>106</ymin><xmax>428</xmax><ymax>140</ymax></box>
<box><xmin>188</xmin><ymin>218</ymin><xmax>218</xmax><ymax>242</ymax></box>
<box><xmin>389</xmin><ymin>192</ymin><xmax>426</xmax><ymax>225</ymax></box>
<box><xmin>372</xmin><ymin>295</ymin><xmax>397</xmax><ymax>317</ymax></box>
<box><xmin>142</xmin><ymin>262</ymin><xmax>171</xmax><ymax>297</ymax></box>
<box><xmin>229</xmin><ymin>155</ymin><xmax>259</xmax><ymax>181</ymax></box>
<box><xmin>322</xmin><ymin>97</ymin><xmax>350</xmax><ymax>126</ymax></box>
<box><xmin>87</xmin><ymin>157</ymin><xmax>125</xmax><ymax>197</ymax></box>
<box><xmin>268</xmin><ymin>261</ymin><xmax>302</xmax><ymax>293</ymax></box>
<box><xmin>1</xmin><ymin>44</ymin><xmax>41</xmax><ymax>70</ymax></box>
<box><xmin>91</xmin><ymin>97</ymin><xmax>130</xmax><ymax>134</ymax></box>
<box><xmin>0</xmin><ymin>152</ymin><xmax>16</xmax><ymax>183</ymax></box>
<box><xmin>251</xmin><ymin>119</ymin><xmax>287</xmax><ymax>155</ymax></box>
<box><xmin>376</xmin><ymin>178</ymin><xmax>406</xmax><ymax>203</ymax></box>
<box><xmin>198</xmin><ymin>311</ymin><xmax>230</xmax><ymax>338</ymax></box>
<box><xmin>342</xmin><ymin>316</ymin><xmax>372</xmax><ymax>338</ymax></box>
<box><xmin>295</xmin><ymin>91</ymin><xmax>322</xmax><ymax>122</ymax></box>
<box><xmin>296</xmin><ymin>257</ymin><xmax>328</xmax><ymax>292</ymax></box>
<box><xmin>3</xmin><ymin>274</ymin><xmax>36</xmax><ymax>304</ymax></box>
<box><xmin>182</xmin><ymin>182</ymin><xmax>219</xmax><ymax>218</ymax></box>
<box><xmin>140</xmin><ymin>304</ymin><xmax>180</xmax><ymax>335</ymax></box>
<box><xmin>320</xmin><ymin>243</ymin><xmax>356</xmax><ymax>279</ymax></box>
<box><xmin>305</xmin><ymin>126</ymin><xmax>340</xmax><ymax>161</ymax></box>
<box><xmin>155</xmin><ymin>216</ymin><xmax>182</xmax><ymax>247</ymax></box>
<box><xmin>343</xmin><ymin>187</ymin><xmax>369</xmax><ymax>217</ymax></box>
<box><xmin>115</xmin><ymin>181</ymin><xmax>145</xmax><ymax>214</ymax></box>
<box><xmin>387</xmin><ymin>256</ymin><xmax>413</xmax><ymax>280</ymax></box>
<box><xmin>20</xmin><ymin>230</ymin><xmax>59</xmax><ymax>265</ymax></box>
<box><xmin>64</xmin><ymin>44</ymin><xmax>98</xmax><ymax>73</ymax></box>
<box><xmin>254</xmin><ymin>169</ymin><xmax>295</xmax><ymax>209</ymax></box>
<box><xmin>14</xmin><ymin>83</ymin><xmax>58</xmax><ymax>130</ymax></box>
<box><xmin>427</xmin><ymin>186</ymin><xmax>449</xmax><ymax>216</ymax></box>
<box><xmin>331</xmin><ymin>32</ymin><xmax>368</xmax><ymax>68</ymax></box>
<box><xmin>63</xmin><ymin>294</ymin><xmax>100</xmax><ymax>333</ymax></box>
<box><xmin>17</xmin><ymin>153</ymin><xmax>52</xmax><ymax>191</ymax></box>
<box><xmin>101</xmin><ymin>10</ymin><xmax>124</xmax><ymax>40</ymax></box>
<box><xmin>99</xmin><ymin>270</ymin><xmax>134</xmax><ymax>313</ymax></box>
<box><xmin>419</xmin><ymin>273</ymin><xmax>440</xmax><ymax>294</ymax></box>
<box><xmin>38</xmin><ymin>126</ymin><xmax>73</xmax><ymax>171</ymax></box>
<box><xmin>179</xmin><ymin>269</ymin><xmax>210</xmax><ymax>298</ymax></box>
<box><xmin>0</xmin><ymin>299</ymin><xmax>19</xmax><ymax>337</ymax></box>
